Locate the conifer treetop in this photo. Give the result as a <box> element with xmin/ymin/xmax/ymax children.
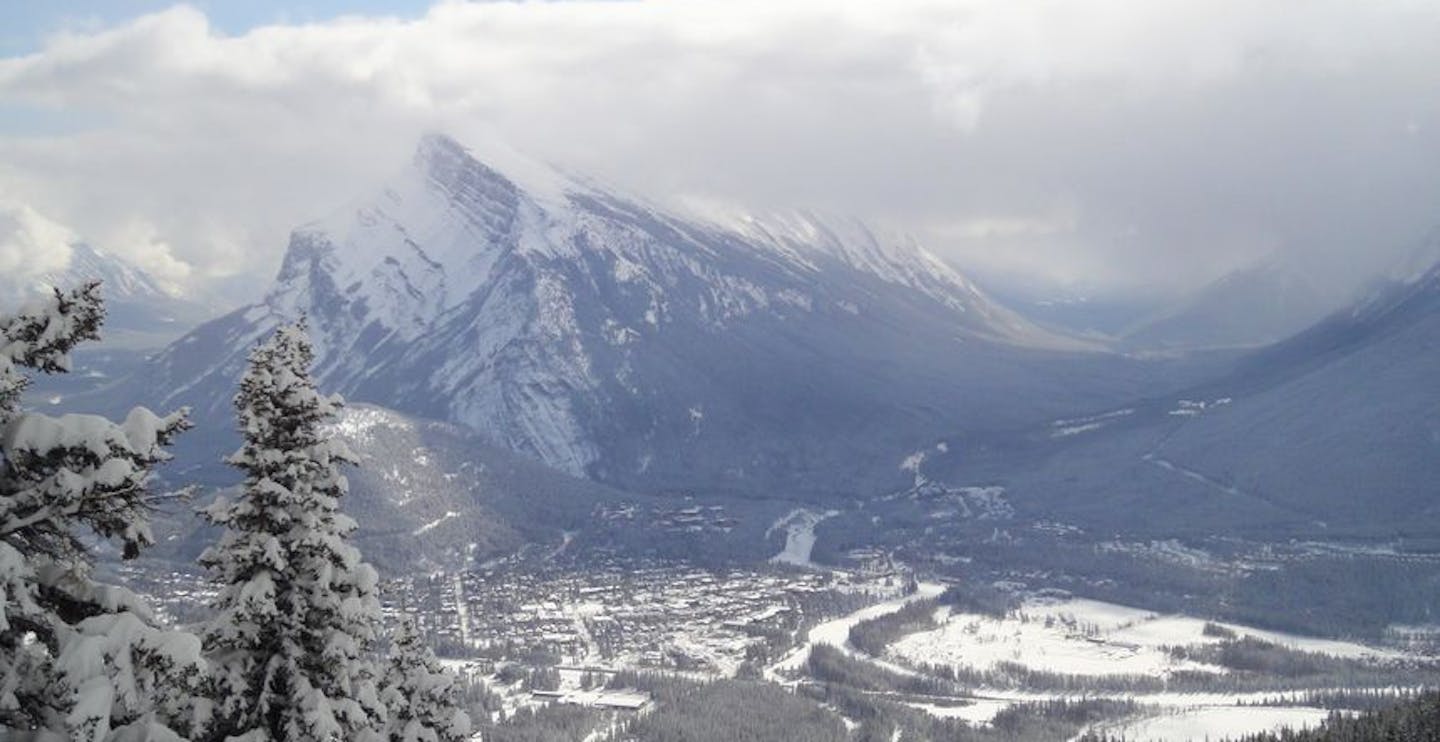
<box><xmin>200</xmin><ymin>320</ymin><xmax>385</xmax><ymax>742</ymax></box>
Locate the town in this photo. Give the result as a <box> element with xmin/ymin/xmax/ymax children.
<box><xmin>118</xmin><ymin>553</ymin><xmax>914</xmax><ymax>671</ymax></box>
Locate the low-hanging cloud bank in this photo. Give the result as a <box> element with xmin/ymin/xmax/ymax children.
<box><xmin>1</xmin><ymin>0</ymin><xmax>1437</xmax><ymax>302</ymax></box>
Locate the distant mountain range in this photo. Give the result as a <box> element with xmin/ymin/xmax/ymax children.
<box><xmin>1118</xmin><ymin>259</ymin><xmax>1348</xmax><ymax>351</ymax></box>
<box><xmin>922</xmin><ymin>259</ymin><xmax>1440</xmax><ymax>540</ymax></box>
<box><xmin>49</xmin><ymin>132</ymin><xmax>1440</xmax><ymax>569</ymax></box>
<box><xmin>974</xmin><ymin>258</ymin><xmax>1352</xmax><ymax>352</ymax></box>
<box><xmin>4</xmin><ymin>242</ymin><xmax>215</xmax><ymax>349</ymax></box>
<box><xmin>91</xmin><ymin>133</ymin><xmax>1183</xmax><ymax>501</ymax></box>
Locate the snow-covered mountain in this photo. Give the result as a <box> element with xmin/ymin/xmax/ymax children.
<box><xmin>38</xmin><ymin>242</ymin><xmax>172</xmax><ymax>300</ymax></box>
<box><xmin>100</xmin><ymin>133</ymin><xmax>1174</xmax><ymax>498</ymax></box>
<box><xmin>8</xmin><ymin>243</ymin><xmax>211</xmax><ymax>348</ymax></box>
<box><xmin>1141</xmin><ymin>262</ymin><xmax>1440</xmax><ymax>532</ymax></box>
<box><xmin>919</xmin><ymin>256</ymin><xmax>1440</xmax><ymax>540</ymax></box>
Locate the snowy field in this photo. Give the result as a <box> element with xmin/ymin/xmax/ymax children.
<box><xmin>890</xmin><ymin>595</ymin><xmax>1399</xmax><ymax>678</ymax></box>
<box><xmin>767</xmin><ymin>508</ymin><xmax>839</xmax><ymax>567</ymax></box>
<box><xmin>1102</xmin><ymin>705</ymin><xmax>1332</xmax><ymax>741</ymax></box>
<box><xmin>754</xmin><ymin>586</ymin><xmax>1363</xmax><ymax>739</ymax></box>
<box><xmin>767</xmin><ymin>581</ymin><xmax>944</xmax><ymax>679</ymax></box>
<box><xmin>905</xmin><ymin>698</ymin><xmax>1012</xmax><ymax>725</ymax></box>
<box><xmin>869</xmin><ymin>594</ymin><xmax>1410</xmax><ymax>740</ymax></box>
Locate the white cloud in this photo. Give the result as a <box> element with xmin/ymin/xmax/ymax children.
<box><xmin>0</xmin><ymin>200</ymin><xmax>73</xmax><ymax>281</ymax></box>
<box><xmin>0</xmin><ymin>0</ymin><xmax>1437</xmax><ymax>302</ymax></box>
<box><xmin>98</xmin><ymin>218</ymin><xmax>191</xmax><ymax>285</ymax></box>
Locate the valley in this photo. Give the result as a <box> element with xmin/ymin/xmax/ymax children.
<box><xmin>14</xmin><ymin>131</ymin><xmax>1440</xmax><ymax>741</ymax></box>
<box><xmin>6</xmin><ymin>4</ymin><xmax>1440</xmax><ymax>740</ymax></box>
<box><xmin>113</xmin><ymin>497</ymin><xmax>1440</xmax><ymax>741</ymax></box>
<box><xmin>383</xmin><ymin>555</ymin><xmax>1438</xmax><ymax>741</ymax></box>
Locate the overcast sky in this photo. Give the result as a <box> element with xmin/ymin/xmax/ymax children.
<box><xmin>1</xmin><ymin>0</ymin><xmax>1438</xmax><ymax>304</ymax></box>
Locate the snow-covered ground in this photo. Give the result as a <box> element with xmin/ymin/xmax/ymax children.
<box><xmin>753</xmin><ymin>585</ymin><xmax>1368</xmax><ymax>740</ymax></box>
<box><xmin>906</xmin><ymin>699</ymin><xmax>1011</xmax><ymax>725</ymax></box>
<box><xmin>1102</xmin><ymin>705</ymin><xmax>1331</xmax><ymax>741</ymax></box>
<box><xmin>890</xmin><ymin>595</ymin><xmax>1400</xmax><ymax>678</ymax></box>
<box><xmin>451</xmin><ymin>574</ymin><xmax>471</xmax><ymax>646</ymax></box>
<box><xmin>767</xmin><ymin>508</ymin><xmax>839</xmax><ymax>567</ymax></box>
<box><xmin>894</xmin><ymin>607</ymin><xmax>1220</xmax><ymax>678</ymax></box>
<box><xmin>1050</xmin><ymin>408</ymin><xmax>1135</xmax><ymax>438</ymax></box>
<box><xmin>413</xmin><ymin>510</ymin><xmax>459</xmax><ymax>536</ymax></box>
<box><xmin>768</xmin><ymin>581</ymin><xmax>945</xmax><ymax>679</ymax></box>
<box><xmin>424</xmin><ymin>568</ymin><xmax>1411</xmax><ymax>741</ymax></box>
<box><xmin>871</xmin><ymin>594</ymin><xmax>1414</xmax><ymax>739</ymax></box>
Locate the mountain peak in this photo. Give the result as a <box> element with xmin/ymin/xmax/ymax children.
<box><xmin>413</xmin><ymin>131</ymin><xmax>467</xmax><ymax>165</ymax></box>
<box><xmin>107</xmin><ymin>131</ymin><xmax>1127</xmax><ymax>490</ymax></box>
<box><xmin>71</xmin><ymin>244</ymin><xmax>176</xmax><ymax>297</ymax></box>
<box><xmin>25</xmin><ymin>241</ymin><xmax>178</xmax><ymax>301</ymax></box>
<box><xmin>412</xmin><ymin>131</ymin><xmax>578</xmax><ymax>207</ymax></box>
<box><xmin>411</xmin><ymin>131</ymin><xmax>519</xmax><ymax>205</ymax></box>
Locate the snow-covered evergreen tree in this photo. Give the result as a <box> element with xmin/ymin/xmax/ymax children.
<box><xmin>0</xmin><ymin>282</ymin><xmax>202</xmax><ymax>741</ymax></box>
<box><xmin>379</xmin><ymin>615</ymin><xmax>471</xmax><ymax>742</ymax></box>
<box><xmin>200</xmin><ymin>321</ymin><xmax>386</xmax><ymax>742</ymax></box>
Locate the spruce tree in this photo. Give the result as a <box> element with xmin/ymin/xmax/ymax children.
<box><xmin>379</xmin><ymin>615</ymin><xmax>471</xmax><ymax>742</ymax></box>
<box><xmin>0</xmin><ymin>282</ymin><xmax>201</xmax><ymax>741</ymax></box>
<box><xmin>200</xmin><ymin>321</ymin><xmax>385</xmax><ymax>741</ymax></box>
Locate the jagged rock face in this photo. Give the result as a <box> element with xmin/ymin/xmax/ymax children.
<box><xmin>117</xmin><ymin>134</ymin><xmax>1158</xmax><ymax>497</ymax></box>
